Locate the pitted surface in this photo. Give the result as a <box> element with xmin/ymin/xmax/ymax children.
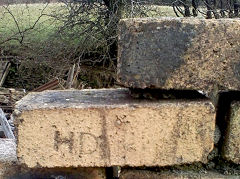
<box><xmin>223</xmin><ymin>101</ymin><xmax>240</xmax><ymax>164</ymax></box>
<box><xmin>15</xmin><ymin>89</ymin><xmax>216</xmax><ymax>168</ymax></box>
<box><xmin>118</xmin><ymin>17</ymin><xmax>240</xmax><ymax>95</ymax></box>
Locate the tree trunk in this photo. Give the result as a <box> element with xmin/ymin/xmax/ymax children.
<box><xmin>234</xmin><ymin>0</ymin><xmax>240</xmax><ymax>16</ymax></box>
<box><xmin>183</xmin><ymin>0</ymin><xmax>191</xmax><ymax>17</ymax></box>
<box><xmin>192</xmin><ymin>0</ymin><xmax>199</xmax><ymax>17</ymax></box>
<box><xmin>103</xmin><ymin>0</ymin><xmax>124</xmax><ymax>62</ymax></box>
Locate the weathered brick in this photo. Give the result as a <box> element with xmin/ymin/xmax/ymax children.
<box><xmin>0</xmin><ymin>162</ymin><xmax>106</xmax><ymax>179</ymax></box>
<box><xmin>223</xmin><ymin>101</ymin><xmax>240</xmax><ymax>164</ymax></box>
<box><xmin>118</xmin><ymin>18</ymin><xmax>240</xmax><ymax>95</ymax></box>
<box><xmin>120</xmin><ymin>170</ymin><xmax>238</xmax><ymax>179</ymax></box>
<box><xmin>14</xmin><ymin>89</ymin><xmax>215</xmax><ymax>168</ymax></box>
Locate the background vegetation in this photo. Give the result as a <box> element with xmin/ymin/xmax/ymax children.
<box><xmin>0</xmin><ymin>0</ymin><xmax>239</xmax><ymax>90</ymax></box>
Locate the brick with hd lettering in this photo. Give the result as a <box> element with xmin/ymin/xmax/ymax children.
<box><xmin>14</xmin><ymin>89</ymin><xmax>215</xmax><ymax>168</ymax></box>
<box><xmin>118</xmin><ymin>18</ymin><xmax>240</xmax><ymax>96</ymax></box>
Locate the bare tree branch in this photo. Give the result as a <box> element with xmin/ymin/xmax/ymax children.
<box><xmin>0</xmin><ymin>3</ymin><xmax>49</xmax><ymax>45</ymax></box>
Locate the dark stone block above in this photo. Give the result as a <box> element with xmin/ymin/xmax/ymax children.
<box><xmin>118</xmin><ymin>17</ymin><xmax>240</xmax><ymax>96</ymax></box>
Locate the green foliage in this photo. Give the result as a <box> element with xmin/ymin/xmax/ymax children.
<box><xmin>0</xmin><ymin>3</ymin><xmax>175</xmax><ymax>54</ymax></box>
<box><xmin>0</xmin><ymin>3</ymin><xmax>62</xmax><ymax>54</ymax></box>
<box><xmin>0</xmin><ymin>2</ymin><xmax>176</xmax><ymax>90</ymax></box>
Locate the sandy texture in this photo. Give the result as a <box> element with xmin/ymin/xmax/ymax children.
<box><xmin>15</xmin><ymin>89</ymin><xmax>215</xmax><ymax>168</ymax></box>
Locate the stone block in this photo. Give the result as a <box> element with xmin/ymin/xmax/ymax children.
<box><xmin>223</xmin><ymin>101</ymin><xmax>240</xmax><ymax>164</ymax></box>
<box><xmin>0</xmin><ymin>163</ymin><xmax>105</xmax><ymax>179</ymax></box>
<box><xmin>118</xmin><ymin>18</ymin><xmax>240</xmax><ymax>95</ymax></box>
<box><xmin>0</xmin><ymin>139</ymin><xmax>16</xmax><ymax>163</ymax></box>
<box><xmin>14</xmin><ymin>89</ymin><xmax>215</xmax><ymax>168</ymax></box>
<box><xmin>120</xmin><ymin>170</ymin><xmax>238</xmax><ymax>179</ymax></box>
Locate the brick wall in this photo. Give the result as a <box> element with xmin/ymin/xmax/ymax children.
<box><xmin>1</xmin><ymin>17</ymin><xmax>239</xmax><ymax>178</ymax></box>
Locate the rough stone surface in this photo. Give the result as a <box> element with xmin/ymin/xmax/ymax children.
<box><xmin>0</xmin><ymin>139</ymin><xmax>16</xmax><ymax>163</ymax></box>
<box><xmin>120</xmin><ymin>170</ymin><xmax>239</xmax><ymax>179</ymax></box>
<box><xmin>118</xmin><ymin>17</ymin><xmax>240</xmax><ymax>95</ymax></box>
<box><xmin>223</xmin><ymin>101</ymin><xmax>240</xmax><ymax>164</ymax></box>
<box><xmin>0</xmin><ymin>162</ymin><xmax>106</xmax><ymax>179</ymax></box>
<box><xmin>0</xmin><ymin>162</ymin><xmax>20</xmax><ymax>179</ymax></box>
<box><xmin>14</xmin><ymin>88</ymin><xmax>215</xmax><ymax>168</ymax></box>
